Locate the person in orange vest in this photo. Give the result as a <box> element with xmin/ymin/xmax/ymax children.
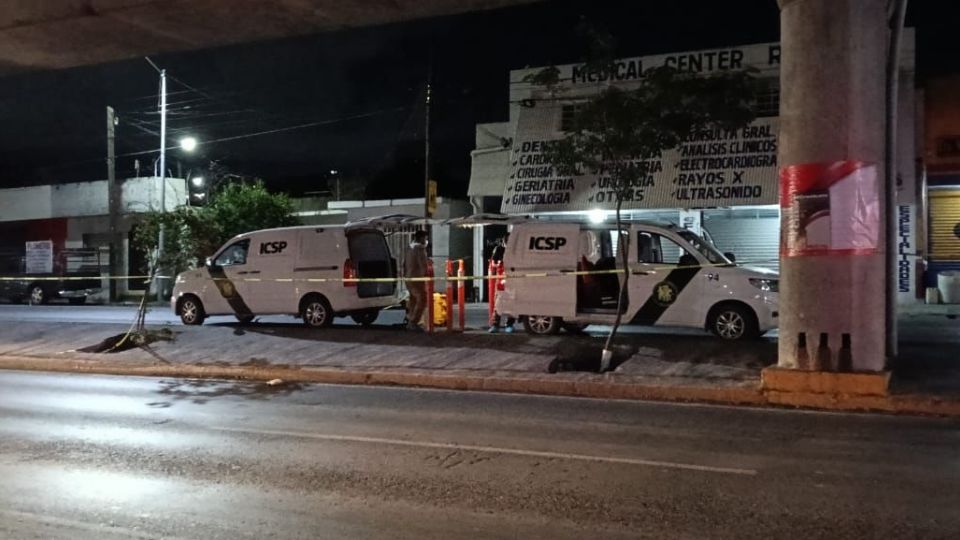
<box><xmin>488</xmin><ymin>234</ymin><xmax>515</xmax><ymax>333</ymax></box>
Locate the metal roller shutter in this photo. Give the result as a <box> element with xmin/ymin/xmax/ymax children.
<box><xmin>703</xmin><ymin>209</ymin><xmax>780</xmax><ymax>271</ymax></box>
<box><xmin>929</xmin><ymin>189</ymin><xmax>960</xmax><ymax>261</ymax></box>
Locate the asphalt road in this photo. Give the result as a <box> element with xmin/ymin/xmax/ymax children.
<box><xmin>1</xmin><ymin>371</ymin><xmax>958</xmax><ymax>539</ymax></box>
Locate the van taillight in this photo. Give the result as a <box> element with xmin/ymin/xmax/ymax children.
<box><xmin>343</xmin><ymin>259</ymin><xmax>357</xmax><ymax>287</ymax></box>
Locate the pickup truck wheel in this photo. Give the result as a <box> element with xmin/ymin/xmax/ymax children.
<box><xmin>28</xmin><ymin>285</ymin><xmax>46</xmax><ymax>305</ymax></box>
<box><xmin>179</xmin><ymin>296</ymin><xmax>206</xmax><ymax>326</ymax></box>
<box><xmin>68</xmin><ymin>297</ymin><xmax>86</xmax><ymax>306</ymax></box>
<box><xmin>523</xmin><ymin>315</ymin><xmax>561</xmax><ymax>335</ymax></box>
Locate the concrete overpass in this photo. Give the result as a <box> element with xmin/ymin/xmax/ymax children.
<box><xmin>0</xmin><ymin>0</ymin><xmax>537</xmax><ymax>74</ymax></box>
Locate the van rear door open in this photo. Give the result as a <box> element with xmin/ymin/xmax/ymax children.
<box><xmin>347</xmin><ymin>229</ymin><xmax>396</xmax><ymax>298</ymax></box>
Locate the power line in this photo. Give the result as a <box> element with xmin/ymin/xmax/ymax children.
<box><xmin>125</xmin><ymin>88</ymin><xmax>197</xmax><ymax>102</ymax></box>
<box><xmin>128</xmin><ymin>109</ymin><xmax>256</xmax><ymax>119</ymax></box>
<box><xmin>144</xmin><ymin>56</ymin><xmax>162</xmax><ymax>74</ymax></box>
<box><xmin>170</xmin><ymin>106</ymin><xmax>409</xmax><ymax>148</ymax></box>
<box><xmin>38</xmin><ymin>106</ymin><xmax>412</xmax><ymax>171</ymax></box>
<box><xmin>125</xmin><ymin>120</ymin><xmax>160</xmax><ymax>137</ymax></box>
<box><xmin>166</xmin><ymin>72</ymin><xmax>305</xmax><ymax>124</ymax></box>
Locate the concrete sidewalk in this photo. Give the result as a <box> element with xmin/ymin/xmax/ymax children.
<box><xmin>1</xmin><ymin>313</ymin><xmax>958</xmax><ymax>417</ymax></box>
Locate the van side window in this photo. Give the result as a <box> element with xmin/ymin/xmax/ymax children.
<box><xmin>638</xmin><ymin>233</ymin><xmax>696</xmax><ymax>267</ymax></box>
<box><xmin>637</xmin><ymin>232</ymin><xmax>660</xmax><ymax>263</ymax></box>
<box><xmin>214</xmin><ymin>240</ymin><xmax>250</xmax><ymax>267</ymax></box>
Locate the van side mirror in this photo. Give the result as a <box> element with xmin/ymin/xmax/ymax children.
<box><xmin>724</xmin><ymin>252</ymin><xmax>736</xmax><ymax>263</ymax></box>
<box><xmin>205</xmin><ymin>257</ymin><xmax>214</xmax><ymax>268</ymax></box>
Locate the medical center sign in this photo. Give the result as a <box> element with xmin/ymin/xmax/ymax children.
<box><xmin>502</xmin><ymin>43</ymin><xmax>781</xmax><ymax>213</ymax></box>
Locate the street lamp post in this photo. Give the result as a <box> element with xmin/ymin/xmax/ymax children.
<box><xmin>156</xmin><ymin>69</ymin><xmax>167</xmax><ymax>303</ymax></box>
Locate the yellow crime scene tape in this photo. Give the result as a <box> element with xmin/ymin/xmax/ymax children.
<box><xmin>0</xmin><ymin>259</ymin><xmax>779</xmax><ymax>285</ymax></box>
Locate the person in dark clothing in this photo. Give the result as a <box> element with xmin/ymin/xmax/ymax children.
<box><xmin>488</xmin><ymin>234</ymin><xmax>515</xmax><ymax>333</ymax></box>
<box><xmin>404</xmin><ymin>230</ymin><xmax>430</xmax><ymax>331</ymax></box>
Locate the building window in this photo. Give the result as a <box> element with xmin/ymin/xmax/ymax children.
<box><xmin>560</xmin><ymin>104</ymin><xmax>584</xmax><ymax>132</ymax></box>
<box><xmin>755</xmin><ymin>78</ymin><xmax>780</xmax><ymax>117</ymax></box>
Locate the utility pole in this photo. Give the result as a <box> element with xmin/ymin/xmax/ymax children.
<box><xmin>885</xmin><ymin>0</ymin><xmax>909</xmax><ymax>362</ymax></box>
<box><xmin>106</xmin><ymin>106</ymin><xmax>119</xmax><ymax>302</ymax></box>
<box><xmin>423</xmin><ymin>73</ymin><xmax>432</xmax><ymax>219</ymax></box>
<box><xmin>156</xmin><ymin>69</ymin><xmax>167</xmax><ymax>302</ymax></box>
<box><xmin>776</xmin><ymin>0</ymin><xmax>888</xmax><ymax>372</ymax></box>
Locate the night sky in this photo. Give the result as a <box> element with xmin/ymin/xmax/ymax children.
<box><xmin>0</xmin><ymin>0</ymin><xmax>954</xmax><ymax>199</ymax></box>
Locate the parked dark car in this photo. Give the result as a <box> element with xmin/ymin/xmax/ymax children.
<box><xmin>0</xmin><ymin>249</ymin><xmax>104</xmax><ymax>305</ymax></box>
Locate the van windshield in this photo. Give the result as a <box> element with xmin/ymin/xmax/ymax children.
<box><xmin>677</xmin><ymin>230</ymin><xmax>731</xmax><ymax>265</ymax></box>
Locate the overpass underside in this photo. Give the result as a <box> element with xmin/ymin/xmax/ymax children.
<box><xmin>0</xmin><ymin>0</ymin><xmax>537</xmax><ymax>74</ymax></box>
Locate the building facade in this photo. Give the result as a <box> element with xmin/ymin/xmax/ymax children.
<box><xmin>468</xmin><ymin>35</ymin><xmax>920</xmax><ymax>303</ymax></box>
<box><xmin>0</xmin><ymin>176</ymin><xmax>187</xmax><ymax>298</ymax></box>
<box><xmin>923</xmin><ymin>75</ymin><xmax>960</xmax><ymax>289</ymax></box>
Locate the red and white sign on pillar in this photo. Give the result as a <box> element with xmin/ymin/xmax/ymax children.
<box><xmin>780</xmin><ymin>161</ymin><xmax>881</xmax><ymax>257</ymax></box>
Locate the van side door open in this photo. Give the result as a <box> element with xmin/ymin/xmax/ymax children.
<box><xmin>575</xmin><ymin>228</ymin><xmax>627</xmax><ymax>314</ymax></box>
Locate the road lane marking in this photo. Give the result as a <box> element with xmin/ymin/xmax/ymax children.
<box><xmin>0</xmin><ymin>509</ymin><xmax>191</xmax><ymax>540</ymax></box>
<box><xmin>213</xmin><ymin>426</ymin><xmax>758</xmax><ymax>476</ymax></box>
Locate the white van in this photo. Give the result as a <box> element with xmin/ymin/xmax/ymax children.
<box><xmin>495</xmin><ymin>221</ymin><xmax>779</xmax><ymax>340</ymax></box>
<box><xmin>171</xmin><ymin>225</ymin><xmax>401</xmax><ymax>327</ymax></box>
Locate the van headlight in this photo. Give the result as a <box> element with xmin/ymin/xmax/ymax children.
<box><xmin>749</xmin><ymin>278</ymin><xmax>779</xmax><ymax>292</ymax></box>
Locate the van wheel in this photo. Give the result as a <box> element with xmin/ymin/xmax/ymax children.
<box><xmin>302</xmin><ymin>295</ymin><xmax>333</xmax><ymax>328</ymax></box>
<box><xmin>707</xmin><ymin>303</ymin><xmax>758</xmax><ymax>340</ymax></box>
<box><xmin>179</xmin><ymin>296</ymin><xmax>206</xmax><ymax>326</ymax></box>
<box><xmin>351</xmin><ymin>310</ymin><xmax>379</xmax><ymax>326</ymax></box>
<box><xmin>28</xmin><ymin>284</ymin><xmax>46</xmax><ymax>305</ymax></box>
<box><xmin>523</xmin><ymin>315</ymin><xmax>561</xmax><ymax>335</ymax></box>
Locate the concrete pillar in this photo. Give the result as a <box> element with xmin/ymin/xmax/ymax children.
<box><xmin>777</xmin><ymin>0</ymin><xmax>888</xmax><ymax>372</ymax></box>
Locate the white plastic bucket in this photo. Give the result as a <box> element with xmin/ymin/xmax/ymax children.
<box><xmin>937</xmin><ymin>271</ymin><xmax>960</xmax><ymax>304</ymax></box>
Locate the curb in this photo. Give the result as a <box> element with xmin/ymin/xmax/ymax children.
<box><xmin>761</xmin><ymin>366</ymin><xmax>891</xmax><ymax>397</ymax></box>
<box><xmin>1</xmin><ymin>354</ymin><xmax>958</xmax><ymax>417</ymax></box>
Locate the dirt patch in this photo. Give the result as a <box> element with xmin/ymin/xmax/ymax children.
<box><xmin>549</xmin><ymin>342</ymin><xmax>634</xmax><ymax>373</ymax></box>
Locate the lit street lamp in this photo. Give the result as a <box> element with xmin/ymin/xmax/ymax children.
<box><xmin>180</xmin><ymin>136</ymin><xmax>198</xmax><ymax>152</ymax></box>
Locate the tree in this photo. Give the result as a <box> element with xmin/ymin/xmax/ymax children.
<box><xmin>134</xmin><ymin>179</ymin><xmax>300</xmax><ymax>278</ymax></box>
<box><xmin>205</xmin><ymin>181</ymin><xmax>300</xmax><ymax>243</ymax></box>
<box><xmin>527</xmin><ymin>41</ymin><xmax>758</xmax><ymax>368</ymax></box>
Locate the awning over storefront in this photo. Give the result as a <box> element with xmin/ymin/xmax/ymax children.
<box><xmin>467</xmin><ymin>122</ymin><xmax>514</xmax><ymax>198</ymax></box>
<box><xmin>443</xmin><ymin>213</ymin><xmax>535</xmax><ymax>227</ymax></box>
<box><xmin>345</xmin><ymin>214</ymin><xmax>431</xmax><ymax>229</ymax></box>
